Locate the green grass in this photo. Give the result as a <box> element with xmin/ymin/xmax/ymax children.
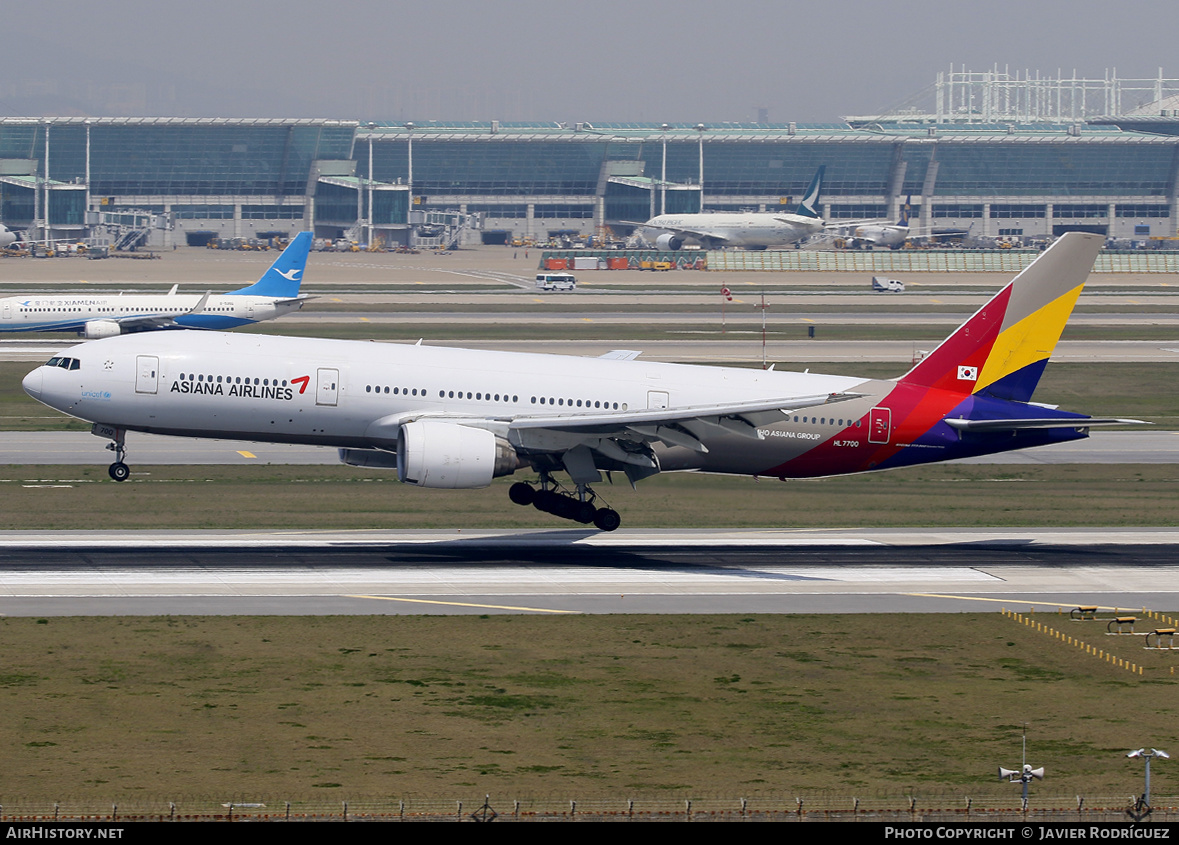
<box><xmin>1</xmin><ymin>464</ymin><xmax>1175</xmax><ymax>530</ymax></box>
<box><xmin>0</xmin><ymin>613</ymin><xmax>1174</xmax><ymax>803</ymax></box>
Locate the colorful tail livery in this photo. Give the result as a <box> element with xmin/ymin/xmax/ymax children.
<box><xmin>761</xmin><ymin>232</ymin><xmax>1141</xmax><ymax>479</ymax></box>
<box><xmin>23</xmin><ymin>232</ymin><xmax>1140</xmax><ymax>530</ymax></box>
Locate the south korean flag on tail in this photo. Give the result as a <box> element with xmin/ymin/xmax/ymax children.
<box><xmin>957</xmin><ymin>365</ymin><xmax>979</xmax><ymax>382</ymax></box>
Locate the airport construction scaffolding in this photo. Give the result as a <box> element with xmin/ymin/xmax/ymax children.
<box><xmin>846</xmin><ymin>65</ymin><xmax>1179</xmax><ymax>126</ymax></box>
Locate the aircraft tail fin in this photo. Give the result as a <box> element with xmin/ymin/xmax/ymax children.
<box><xmin>898</xmin><ymin>196</ymin><xmax>911</xmax><ymax>227</ymax></box>
<box><xmin>898</xmin><ymin>232</ymin><xmax>1102</xmax><ymax>403</ymax></box>
<box><xmin>228</xmin><ymin>231</ymin><xmax>312</xmax><ymax>298</ymax></box>
<box><xmin>794</xmin><ymin>166</ymin><xmax>825</xmax><ymax>219</ymax></box>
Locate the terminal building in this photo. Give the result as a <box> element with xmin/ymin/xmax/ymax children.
<box><xmin>4</xmin><ymin>69</ymin><xmax>1179</xmax><ymax>248</ymax></box>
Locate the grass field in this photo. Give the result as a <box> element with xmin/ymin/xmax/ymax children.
<box><xmin>1</xmin><ymin>464</ymin><xmax>1176</xmax><ymax>530</ymax></box>
<box><xmin>0</xmin><ymin>613</ymin><xmax>1174</xmax><ymax>804</ymax></box>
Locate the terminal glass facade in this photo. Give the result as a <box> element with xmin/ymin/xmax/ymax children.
<box><xmin>2</xmin><ymin>118</ymin><xmax>1178</xmax><ymax>243</ymax></box>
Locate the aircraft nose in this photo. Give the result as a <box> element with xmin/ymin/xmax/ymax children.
<box><xmin>22</xmin><ymin>367</ymin><xmax>42</xmax><ymax>401</ymax></box>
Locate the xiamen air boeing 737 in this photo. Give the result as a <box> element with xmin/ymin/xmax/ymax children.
<box><xmin>22</xmin><ymin>233</ymin><xmax>1138</xmax><ymax>530</ymax></box>
<box><xmin>0</xmin><ymin>231</ymin><xmax>312</xmax><ymax>338</ymax></box>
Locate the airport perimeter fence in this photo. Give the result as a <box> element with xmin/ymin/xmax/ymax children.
<box><xmin>541</xmin><ymin>248</ymin><xmax>1179</xmax><ymax>273</ymax></box>
<box><xmin>706</xmin><ymin>249</ymin><xmax>1179</xmax><ymax>273</ymax></box>
<box><xmin>1</xmin><ymin>795</ymin><xmax>1176</xmax><ymax>822</ymax></box>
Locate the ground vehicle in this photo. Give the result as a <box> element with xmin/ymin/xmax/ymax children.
<box><xmin>536</xmin><ymin>272</ymin><xmax>577</xmax><ymax>291</ymax></box>
<box><xmin>872</xmin><ymin>276</ymin><xmax>905</xmax><ymax>293</ymax></box>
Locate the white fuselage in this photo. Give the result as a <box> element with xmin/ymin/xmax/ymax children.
<box><xmin>23</xmin><ymin>331</ymin><xmax>872</xmax><ymax>477</ymax></box>
<box><xmin>851</xmin><ymin>223</ymin><xmax>908</xmax><ymax>248</ymax></box>
<box><xmin>641</xmin><ymin>211</ymin><xmax>824</xmax><ymax>249</ymax></box>
<box><xmin>0</xmin><ymin>292</ymin><xmax>303</xmax><ymax>335</ymax></box>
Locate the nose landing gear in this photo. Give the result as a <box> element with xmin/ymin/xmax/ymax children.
<box><xmin>508</xmin><ymin>478</ymin><xmax>621</xmax><ymax>531</ymax></box>
<box><xmin>102</xmin><ymin>426</ymin><xmax>130</xmax><ymax>482</ymax></box>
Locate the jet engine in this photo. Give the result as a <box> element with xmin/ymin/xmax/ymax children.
<box><xmin>338</xmin><ymin>448</ymin><xmax>399</xmax><ymax>468</ymax></box>
<box><xmin>654</xmin><ymin>233</ymin><xmax>684</xmax><ymax>251</ymax></box>
<box><xmin>396</xmin><ymin>420</ymin><xmax>520</xmax><ymax>489</ymax></box>
<box><xmin>82</xmin><ymin>320</ymin><xmax>122</xmax><ymax>339</ymax></box>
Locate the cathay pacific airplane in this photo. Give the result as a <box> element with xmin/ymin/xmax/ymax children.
<box><xmin>0</xmin><ymin>231</ymin><xmax>312</xmax><ymax>338</ymax></box>
<box><xmin>635</xmin><ymin>166</ymin><xmax>825</xmax><ymax>251</ymax></box>
<box><xmin>22</xmin><ymin>233</ymin><xmax>1137</xmax><ymax>531</ymax></box>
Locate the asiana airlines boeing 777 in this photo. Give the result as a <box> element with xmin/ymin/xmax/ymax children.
<box><xmin>22</xmin><ymin>232</ymin><xmax>1137</xmax><ymax>531</ymax></box>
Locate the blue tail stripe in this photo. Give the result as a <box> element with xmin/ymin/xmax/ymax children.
<box><xmin>227</xmin><ymin>232</ymin><xmax>312</xmax><ymax>298</ymax></box>
<box><xmin>977</xmin><ymin>359</ymin><xmax>1049</xmax><ymax>404</ymax></box>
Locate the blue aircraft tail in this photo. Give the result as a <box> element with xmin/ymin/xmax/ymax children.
<box><xmin>228</xmin><ymin>231</ymin><xmax>312</xmax><ymax>298</ymax></box>
<box><xmin>794</xmin><ymin>166</ymin><xmax>825</xmax><ymax>219</ymax></box>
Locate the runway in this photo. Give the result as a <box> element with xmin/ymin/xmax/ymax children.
<box><xmin>0</xmin><ymin>528</ymin><xmax>1176</xmax><ymax>617</ymax></box>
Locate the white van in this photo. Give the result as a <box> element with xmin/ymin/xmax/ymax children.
<box><xmin>536</xmin><ymin>272</ymin><xmax>577</xmax><ymax>291</ymax></box>
<box><xmin>871</xmin><ymin>275</ymin><xmax>905</xmax><ymax>293</ymax></box>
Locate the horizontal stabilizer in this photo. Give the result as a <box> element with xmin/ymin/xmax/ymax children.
<box><xmin>945</xmin><ymin>417</ymin><xmax>1147</xmax><ymax>433</ymax></box>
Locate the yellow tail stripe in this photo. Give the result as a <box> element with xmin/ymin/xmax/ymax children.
<box><xmin>976</xmin><ymin>283</ymin><xmax>1084</xmax><ymax>392</ymax></box>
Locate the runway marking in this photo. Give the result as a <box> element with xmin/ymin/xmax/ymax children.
<box><xmin>908</xmin><ymin>593</ymin><xmax>1128</xmax><ymax>611</ymax></box>
<box><xmin>346</xmin><ymin>594</ymin><xmax>579</xmax><ymax>614</ymax></box>
<box><xmin>236</xmin><ymin>451</ymin><xmax>256</xmax><ymax>459</ymax></box>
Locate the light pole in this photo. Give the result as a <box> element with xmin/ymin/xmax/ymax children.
<box><xmin>42</xmin><ymin>120</ymin><xmax>50</xmax><ymax>247</ymax></box>
<box><xmin>405</xmin><ymin>122</ymin><xmax>414</xmax><ymax>195</ymax></box>
<box><xmin>695</xmin><ymin>123</ymin><xmax>705</xmax><ymax>211</ymax></box>
<box><xmin>84</xmin><ymin>120</ymin><xmax>91</xmax><ymax>238</ymax></box>
<box><xmin>660</xmin><ymin>123</ymin><xmax>668</xmax><ymax>216</ymax></box>
<box><xmin>405</xmin><ymin>122</ymin><xmax>414</xmax><ymax>248</ymax></box>
<box><xmin>367</xmin><ymin>122</ymin><xmax>375</xmax><ymax>249</ymax></box>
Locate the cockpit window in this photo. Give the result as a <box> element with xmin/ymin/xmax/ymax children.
<box><xmin>44</xmin><ymin>356</ymin><xmax>80</xmax><ymax>370</ymax></box>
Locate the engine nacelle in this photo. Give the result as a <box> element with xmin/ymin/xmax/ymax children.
<box><xmin>338</xmin><ymin>448</ymin><xmax>399</xmax><ymax>468</ymax></box>
<box><xmin>655</xmin><ymin>233</ymin><xmax>684</xmax><ymax>251</ymax></box>
<box><xmin>396</xmin><ymin>420</ymin><xmax>519</xmax><ymax>489</ymax></box>
<box><xmin>82</xmin><ymin>320</ymin><xmax>122</xmax><ymax>339</ymax></box>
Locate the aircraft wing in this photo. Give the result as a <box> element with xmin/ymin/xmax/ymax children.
<box><xmin>639</xmin><ymin>222</ymin><xmax>735</xmax><ymax>245</ymax></box>
<box><xmin>112</xmin><ymin>291</ymin><xmax>213</xmax><ymax>332</ymax></box>
<box><xmin>506</xmin><ymin>392</ymin><xmax>863</xmax><ymax>460</ymax></box>
<box><xmin>114</xmin><ymin>315</ymin><xmax>183</xmax><ymax>331</ymax></box>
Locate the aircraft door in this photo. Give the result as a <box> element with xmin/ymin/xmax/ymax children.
<box><xmin>135</xmin><ymin>355</ymin><xmax>159</xmax><ymax>394</ymax></box>
<box><xmin>868</xmin><ymin>407</ymin><xmax>891</xmax><ymax>444</ymax></box>
<box><xmin>647</xmin><ymin>390</ymin><xmax>669</xmax><ymax>410</ymax></box>
<box><xmin>316</xmin><ymin>367</ymin><xmax>339</xmax><ymax>406</ymax></box>
<box><xmin>2</xmin><ymin>302</ymin><xmax>9</xmax><ymax>321</ymax></box>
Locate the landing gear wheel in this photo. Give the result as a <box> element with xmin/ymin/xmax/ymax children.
<box><xmin>573</xmin><ymin>501</ymin><xmax>597</xmax><ymax>525</ymax></box>
<box><xmin>508</xmin><ymin>482</ymin><xmax>535</xmax><ymax>506</ymax></box>
<box><xmin>108</xmin><ymin>462</ymin><xmax>130</xmax><ymax>482</ymax></box>
<box><xmin>593</xmin><ymin>508</ymin><xmax>621</xmax><ymax>532</ymax></box>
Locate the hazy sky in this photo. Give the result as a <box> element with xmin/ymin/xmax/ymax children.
<box><xmin>3</xmin><ymin>0</ymin><xmax>1176</xmax><ymax>123</ymax></box>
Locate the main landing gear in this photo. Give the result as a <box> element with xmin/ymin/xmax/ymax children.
<box><xmin>105</xmin><ymin>429</ymin><xmax>130</xmax><ymax>482</ymax></box>
<box><xmin>508</xmin><ymin>478</ymin><xmax>622</xmax><ymax>532</ymax></box>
